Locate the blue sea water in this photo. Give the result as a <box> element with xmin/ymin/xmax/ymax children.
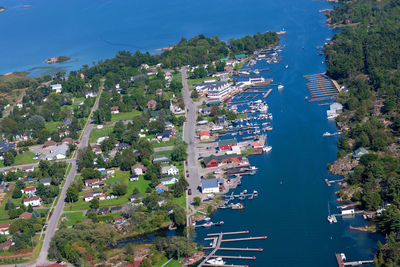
<box><xmin>0</xmin><ymin>0</ymin><xmax>384</xmax><ymax>266</ymax></box>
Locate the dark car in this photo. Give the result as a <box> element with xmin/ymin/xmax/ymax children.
<box><xmin>188</xmin><ymin>189</ymin><xmax>192</xmax><ymax>195</ymax></box>
<box><xmin>187</xmin><ymin>174</ymin><xmax>189</xmax><ymax>178</ymax></box>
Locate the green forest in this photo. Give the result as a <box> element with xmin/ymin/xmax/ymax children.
<box><xmin>324</xmin><ymin>0</ymin><xmax>400</xmax><ymax>266</ymax></box>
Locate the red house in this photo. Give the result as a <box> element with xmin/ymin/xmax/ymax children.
<box><xmin>203</xmin><ymin>154</ymin><xmax>242</xmax><ymax>168</ymax></box>
<box><xmin>218</xmin><ymin>138</ymin><xmax>237</xmax><ymax>151</ymax></box>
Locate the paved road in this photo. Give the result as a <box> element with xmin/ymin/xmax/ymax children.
<box><xmin>181</xmin><ymin>68</ymin><xmax>201</xmax><ymax>209</ymax></box>
<box><xmin>31</xmin><ymin>83</ymin><xmax>104</xmax><ymax>266</ymax></box>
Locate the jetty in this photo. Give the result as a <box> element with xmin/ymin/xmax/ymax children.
<box><xmin>335</xmin><ymin>253</ymin><xmax>373</xmax><ymax>266</ymax></box>
<box><xmin>198</xmin><ymin>231</ymin><xmax>267</xmax><ymax>267</ymax></box>
<box><xmin>325</xmin><ymin>178</ymin><xmax>345</xmax><ymax>186</ymax></box>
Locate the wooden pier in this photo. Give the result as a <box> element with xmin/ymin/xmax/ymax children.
<box><xmin>304</xmin><ymin>73</ymin><xmax>340</xmax><ymax>102</ymax></box>
<box><xmin>335</xmin><ymin>253</ymin><xmax>373</xmax><ymax>267</ymax></box>
<box><xmin>198</xmin><ymin>231</ymin><xmax>267</xmax><ymax>267</ymax></box>
<box><xmin>325</xmin><ymin>178</ymin><xmax>345</xmax><ymax>186</ymax></box>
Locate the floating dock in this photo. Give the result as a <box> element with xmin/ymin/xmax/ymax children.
<box><xmin>304</xmin><ymin>73</ymin><xmax>340</xmax><ymax>102</ymax></box>
<box><xmin>199</xmin><ymin>231</ymin><xmax>267</xmax><ymax>267</ymax></box>
<box><xmin>335</xmin><ymin>253</ymin><xmax>374</xmax><ymax>266</ymax></box>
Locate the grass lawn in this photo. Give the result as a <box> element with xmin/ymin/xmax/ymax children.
<box><xmin>152</xmin><ymin>138</ymin><xmax>176</xmax><ymax>148</ymax></box>
<box><xmin>111</xmin><ymin>110</ymin><xmax>141</xmax><ymax>122</ymax></box>
<box><xmin>89</xmin><ymin>125</ymin><xmax>114</xmax><ymax>143</ymax></box>
<box><xmin>172</xmin><ymin>195</ymin><xmax>186</xmax><ymax>208</ymax></box>
<box><xmin>61</xmin><ymin>212</ymin><xmax>85</xmax><ymax>226</ymax></box>
<box><xmin>45</xmin><ymin>121</ymin><xmax>60</xmax><ymax>132</ymax></box>
<box><xmin>0</xmin><ymin>151</ymin><xmax>39</xmax><ymax>167</ymax></box>
<box><xmin>155</xmin><ymin>150</ymin><xmax>173</xmax><ymax>157</ymax></box>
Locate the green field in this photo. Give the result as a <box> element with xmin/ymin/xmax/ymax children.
<box><xmin>89</xmin><ymin>125</ymin><xmax>114</xmax><ymax>143</ymax></box>
<box><xmin>111</xmin><ymin>110</ymin><xmax>141</xmax><ymax>122</ymax></box>
<box><xmin>0</xmin><ymin>151</ymin><xmax>38</xmax><ymax>167</ymax></box>
<box><xmin>152</xmin><ymin>138</ymin><xmax>176</xmax><ymax>148</ymax></box>
<box><xmin>61</xmin><ymin>212</ymin><xmax>85</xmax><ymax>226</ymax></box>
<box><xmin>45</xmin><ymin>121</ymin><xmax>60</xmax><ymax>132</ymax></box>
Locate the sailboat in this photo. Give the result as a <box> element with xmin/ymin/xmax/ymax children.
<box><xmin>327</xmin><ymin>202</ymin><xmax>337</xmax><ymax>223</ymax></box>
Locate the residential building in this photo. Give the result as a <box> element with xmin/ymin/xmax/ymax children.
<box><xmin>19</xmin><ymin>211</ymin><xmax>32</xmax><ymax>219</ymax></box>
<box><xmin>110</xmin><ymin>106</ymin><xmax>119</xmax><ymax>114</ymax></box>
<box><xmin>153</xmin><ymin>155</ymin><xmax>170</xmax><ymax>164</ymax></box>
<box><xmin>63</xmin><ymin>117</ymin><xmax>73</xmax><ymax>126</ymax></box>
<box><xmin>85</xmin><ymin>179</ymin><xmax>100</xmax><ymax>187</ymax></box>
<box><xmin>353</xmin><ymin>147</ymin><xmax>369</xmax><ymax>159</ymax></box>
<box><xmin>85</xmin><ymin>91</ymin><xmax>97</xmax><ymax>98</ymax></box>
<box><xmin>21</xmin><ymin>187</ymin><xmax>36</xmax><ymax>197</ymax></box>
<box><xmin>129</xmin><ymin>194</ymin><xmax>141</xmax><ymax>202</ymax></box>
<box><xmin>161</xmin><ymin>175</ymin><xmax>179</xmax><ymax>185</ymax></box>
<box><xmin>22</xmin><ymin>166</ymin><xmax>35</xmax><ymax>173</ymax></box>
<box><xmin>114</xmin><ymin>216</ymin><xmax>124</xmax><ymax>224</ymax></box>
<box><xmin>155</xmin><ymin>183</ymin><xmax>169</xmax><ymax>193</ymax></box>
<box><xmin>131</xmin><ymin>164</ymin><xmax>146</xmax><ymax>175</ymax></box>
<box><xmin>50</xmin><ymin>84</ymin><xmax>62</xmax><ymax>93</ymax></box>
<box><xmin>23</xmin><ymin>196</ymin><xmax>41</xmax><ymax>207</ymax></box>
<box><xmin>147</xmin><ymin>100</ymin><xmax>157</xmax><ymax>109</ymax></box>
<box><xmin>161</xmin><ymin>165</ymin><xmax>179</xmax><ymax>176</ymax></box>
<box><xmin>0</xmin><ymin>223</ymin><xmax>10</xmax><ymax>235</ymax></box>
<box><xmin>84</xmin><ymin>192</ymin><xmax>94</xmax><ymax>202</ymax></box>
<box><xmin>0</xmin><ymin>240</ymin><xmax>12</xmax><ymax>251</ymax></box>
<box><xmin>43</xmin><ymin>140</ymin><xmax>57</xmax><ymax>148</ymax></box>
<box><xmin>92</xmin><ymin>144</ymin><xmax>102</xmax><ymax>154</ymax></box>
<box><xmin>40</xmin><ymin>178</ymin><xmax>52</xmax><ymax>186</ymax></box>
<box><xmin>0</xmin><ymin>141</ymin><xmax>15</xmax><ymax>153</ymax></box>
<box><xmin>201</xmin><ymin>178</ymin><xmax>220</xmax><ymax>193</ymax></box>
<box><xmin>16</xmin><ymin>101</ymin><xmax>23</xmax><ymax>108</ymax></box>
<box><xmin>129</xmin><ymin>175</ymin><xmax>139</xmax><ymax>181</ymax></box>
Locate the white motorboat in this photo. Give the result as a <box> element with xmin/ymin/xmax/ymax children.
<box><xmin>206</xmin><ymin>258</ymin><xmax>226</xmax><ymax>265</ymax></box>
<box><xmin>263</xmin><ymin>146</ymin><xmax>272</xmax><ymax>152</ymax></box>
<box><xmin>278</xmin><ymin>85</ymin><xmax>284</xmax><ymax>90</ymax></box>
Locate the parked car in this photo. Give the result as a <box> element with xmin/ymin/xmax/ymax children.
<box><xmin>188</xmin><ymin>189</ymin><xmax>192</xmax><ymax>195</ymax></box>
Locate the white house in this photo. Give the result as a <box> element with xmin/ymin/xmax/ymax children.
<box><xmin>131</xmin><ymin>164</ymin><xmax>146</xmax><ymax>176</ymax></box>
<box><xmin>161</xmin><ymin>165</ymin><xmax>179</xmax><ymax>176</ymax></box>
<box><xmin>0</xmin><ymin>223</ymin><xmax>10</xmax><ymax>235</ymax></box>
<box><xmin>201</xmin><ymin>178</ymin><xmax>220</xmax><ymax>193</ymax></box>
<box><xmin>23</xmin><ymin>196</ymin><xmax>41</xmax><ymax>207</ymax></box>
<box><xmin>46</xmin><ymin>144</ymin><xmax>69</xmax><ymax>160</ymax></box>
<box><xmin>84</xmin><ymin>192</ymin><xmax>94</xmax><ymax>202</ymax></box>
<box><xmin>21</xmin><ymin>187</ymin><xmax>36</xmax><ymax>197</ymax></box>
<box><xmin>50</xmin><ymin>84</ymin><xmax>62</xmax><ymax>93</ymax></box>
<box><xmin>130</xmin><ymin>175</ymin><xmax>139</xmax><ymax>182</ymax></box>
<box><xmin>16</xmin><ymin>101</ymin><xmax>23</xmax><ymax>108</ymax></box>
<box><xmin>85</xmin><ymin>91</ymin><xmax>97</xmax><ymax>98</ymax></box>
<box><xmin>161</xmin><ymin>176</ymin><xmax>179</xmax><ymax>185</ymax></box>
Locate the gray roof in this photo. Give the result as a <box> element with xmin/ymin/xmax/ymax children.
<box><xmin>46</xmin><ymin>144</ymin><xmax>69</xmax><ymax>160</ymax></box>
<box><xmin>161</xmin><ymin>176</ymin><xmax>179</xmax><ymax>183</ymax></box>
<box><xmin>201</xmin><ymin>178</ymin><xmax>219</xmax><ymax>189</ymax></box>
<box><xmin>39</xmin><ymin>178</ymin><xmax>52</xmax><ymax>184</ymax></box>
<box><xmin>153</xmin><ymin>154</ymin><xmax>170</xmax><ymax>162</ymax></box>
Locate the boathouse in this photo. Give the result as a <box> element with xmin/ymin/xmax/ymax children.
<box><xmin>218</xmin><ymin>138</ymin><xmax>237</xmax><ymax>150</ymax></box>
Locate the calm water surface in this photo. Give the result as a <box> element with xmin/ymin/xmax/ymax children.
<box><xmin>0</xmin><ymin>0</ymin><xmax>383</xmax><ymax>266</ymax></box>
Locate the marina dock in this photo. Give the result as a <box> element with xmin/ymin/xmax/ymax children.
<box><xmin>304</xmin><ymin>73</ymin><xmax>340</xmax><ymax>102</ymax></box>
<box><xmin>198</xmin><ymin>231</ymin><xmax>267</xmax><ymax>267</ymax></box>
<box><xmin>325</xmin><ymin>178</ymin><xmax>345</xmax><ymax>186</ymax></box>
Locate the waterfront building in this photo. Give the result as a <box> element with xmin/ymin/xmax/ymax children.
<box><xmin>50</xmin><ymin>84</ymin><xmax>62</xmax><ymax>93</ymax></box>
<box><xmin>201</xmin><ymin>178</ymin><xmax>220</xmax><ymax>193</ymax></box>
<box><xmin>200</xmin><ymin>131</ymin><xmax>210</xmax><ymax>140</ymax></box>
<box><xmin>218</xmin><ymin>138</ymin><xmax>238</xmax><ymax>150</ymax></box>
<box><xmin>203</xmin><ymin>154</ymin><xmax>242</xmax><ymax>168</ymax></box>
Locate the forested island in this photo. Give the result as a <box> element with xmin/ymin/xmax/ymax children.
<box><xmin>45</xmin><ymin>56</ymin><xmax>71</xmax><ymax>64</ymax></box>
<box><xmin>324</xmin><ymin>0</ymin><xmax>400</xmax><ymax>265</ymax></box>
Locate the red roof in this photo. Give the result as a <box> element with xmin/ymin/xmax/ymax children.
<box><xmin>24</xmin><ymin>196</ymin><xmax>41</xmax><ymax>202</ymax></box>
<box><xmin>85</xmin><ymin>178</ymin><xmax>100</xmax><ymax>185</ymax></box>
<box><xmin>110</xmin><ymin>106</ymin><xmax>119</xmax><ymax>111</ymax></box>
<box><xmin>253</xmin><ymin>142</ymin><xmax>264</xmax><ymax>148</ymax></box>
<box><xmin>84</xmin><ymin>192</ymin><xmax>94</xmax><ymax>198</ymax></box>
<box><xmin>24</xmin><ymin>187</ymin><xmax>36</xmax><ymax>192</ymax></box>
<box><xmin>200</xmin><ymin>131</ymin><xmax>210</xmax><ymax>137</ymax></box>
<box><xmin>19</xmin><ymin>212</ymin><xmax>32</xmax><ymax>219</ymax></box>
<box><xmin>37</xmin><ymin>263</ymin><xmax>67</xmax><ymax>267</ymax></box>
<box><xmin>0</xmin><ymin>223</ymin><xmax>10</xmax><ymax>229</ymax></box>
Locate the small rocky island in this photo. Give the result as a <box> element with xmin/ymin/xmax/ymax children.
<box><xmin>0</xmin><ymin>6</ymin><xmax>6</xmax><ymax>12</ymax></box>
<box><xmin>45</xmin><ymin>56</ymin><xmax>71</xmax><ymax>64</ymax></box>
